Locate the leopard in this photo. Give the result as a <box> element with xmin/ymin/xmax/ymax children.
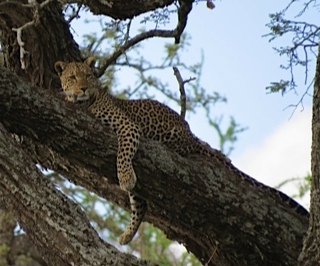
<box><xmin>54</xmin><ymin>57</ymin><xmax>309</xmax><ymax>245</ymax></box>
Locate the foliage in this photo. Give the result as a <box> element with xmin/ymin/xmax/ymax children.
<box><xmin>264</xmin><ymin>0</ymin><xmax>319</xmax><ymax>101</ymax></box>
<box><xmin>207</xmin><ymin>114</ymin><xmax>247</xmax><ymax>156</ymax></box>
<box><xmin>56</xmin><ymin>4</ymin><xmax>246</xmax><ymax>265</ymax></box>
<box><xmin>275</xmin><ymin>173</ymin><xmax>311</xmax><ymax>200</ymax></box>
<box><xmin>77</xmin><ymin>15</ymin><xmax>245</xmax><ymax>154</ymax></box>
<box><xmin>265</xmin><ymin>0</ymin><xmax>317</xmax><ymax>211</ymax></box>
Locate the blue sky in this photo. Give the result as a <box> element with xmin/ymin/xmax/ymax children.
<box><xmin>185</xmin><ymin>0</ymin><xmax>314</xmax><ymax>153</ymax></box>
<box><xmin>71</xmin><ymin>0</ymin><xmax>315</xmax><ymax>207</ymax></box>
<box><xmin>184</xmin><ymin>1</ymin><xmax>314</xmax><ymax>207</ymax></box>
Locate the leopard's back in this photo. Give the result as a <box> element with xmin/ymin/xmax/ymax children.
<box><xmin>55</xmin><ymin>58</ymin><xmax>309</xmax><ymax>249</ymax></box>
<box><xmin>114</xmin><ymin>98</ymin><xmax>200</xmax><ymax>154</ymax></box>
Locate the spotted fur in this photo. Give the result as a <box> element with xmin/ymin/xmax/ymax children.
<box><xmin>55</xmin><ymin>57</ymin><xmax>309</xmax><ymax>245</ymax></box>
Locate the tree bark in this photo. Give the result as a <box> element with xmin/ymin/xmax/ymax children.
<box><xmin>75</xmin><ymin>0</ymin><xmax>176</xmax><ymax>19</ymax></box>
<box><xmin>0</xmin><ymin>65</ymin><xmax>309</xmax><ymax>265</ymax></box>
<box><xmin>0</xmin><ymin>1</ymin><xmax>311</xmax><ymax>265</ymax></box>
<box><xmin>0</xmin><ymin>0</ymin><xmax>81</xmax><ymax>90</ymax></box>
<box><xmin>298</xmin><ymin>44</ymin><xmax>320</xmax><ymax>265</ymax></box>
<box><xmin>0</xmin><ymin>204</ymin><xmax>45</xmax><ymax>266</ymax></box>
<box><xmin>0</xmin><ymin>122</ymin><xmax>155</xmax><ymax>266</ymax></box>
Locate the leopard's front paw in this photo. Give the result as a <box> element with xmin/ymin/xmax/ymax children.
<box><xmin>118</xmin><ymin>168</ymin><xmax>137</xmax><ymax>191</ymax></box>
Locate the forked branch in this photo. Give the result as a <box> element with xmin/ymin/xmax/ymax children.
<box><xmin>173</xmin><ymin>66</ymin><xmax>196</xmax><ymax>118</ymax></box>
<box><xmin>7</xmin><ymin>0</ymin><xmax>54</xmax><ymax>69</ymax></box>
<box><xmin>97</xmin><ymin>0</ymin><xmax>194</xmax><ymax>76</ymax></box>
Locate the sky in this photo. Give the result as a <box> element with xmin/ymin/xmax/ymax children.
<box><xmin>71</xmin><ymin>0</ymin><xmax>315</xmax><ymax>209</ymax></box>
<box><xmin>191</xmin><ymin>0</ymin><xmax>314</xmax><ymax>208</ymax></box>
<box><xmin>183</xmin><ymin>0</ymin><xmax>314</xmax><ymax>208</ymax></box>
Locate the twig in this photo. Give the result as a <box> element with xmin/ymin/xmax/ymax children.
<box><xmin>173</xmin><ymin>66</ymin><xmax>186</xmax><ymax>118</ymax></box>
<box><xmin>123</xmin><ymin>19</ymin><xmax>132</xmax><ymax>43</ymax></box>
<box><xmin>284</xmin><ymin>77</ymin><xmax>314</xmax><ymax>119</ymax></box>
<box><xmin>12</xmin><ymin>21</ymin><xmax>35</xmax><ymax>69</ymax></box>
<box><xmin>99</xmin><ymin>0</ymin><xmax>113</xmax><ymax>8</ymax></box>
<box><xmin>10</xmin><ymin>0</ymin><xmax>53</xmax><ymax>69</ymax></box>
<box><xmin>205</xmin><ymin>245</ymin><xmax>218</xmax><ymax>266</ymax></box>
<box><xmin>97</xmin><ymin>0</ymin><xmax>193</xmax><ymax>77</ymax></box>
<box><xmin>98</xmin><ymin>29</ymin><xmax>175</xmax><ymax>76</ymax></box>
<box><xmin>173</xmin><ymin>66</ymin><xmax>196</xmax><ymax>118</ymax></box>
<box><xmin>66</xmin><ymin>3</ymin><xmax>83</xmax><ymax>24</ymax></box>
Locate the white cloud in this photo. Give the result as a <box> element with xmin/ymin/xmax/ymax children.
<box><xmin>233</xmin><ymin>107</ymin><xmax>311</xmax><ymax>208</ymax></box>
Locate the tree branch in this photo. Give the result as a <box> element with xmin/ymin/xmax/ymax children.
<box><xmin>12</xmin><ymin>20</ymin><xmax>36</xmax><ymax>69</ymax></box>
<box><xmin>62</xmin><ymin>0</ymin><xmax>176</xmax><ymax>20</ymax></box>
<box><xmin>0</xmin><ymin>123</ymin><xmax>155</xmax><ymax>266</ymax></box>
<box><xmin>0</xmin><ymin>0</ymin><xmax>81</xmax><ymax>89</ymax></box>
<box><xmin>173</xmin><ymin>66</ymin><xmax>196</xmax><ymax>118</ymax></box>
<box><xmin>97</xmin><ymin>0</ymin><xmax>194</xmax><ymax>76</ymax></box>
<box><xmin>0</xmin><ymin>205</ymin><xmax>46</xmax><ymax>265</ymax></box>
<box><xmin>0</xmin><ymin>66</ymin><xmax>309</xmax><ymax>265</ymax></box>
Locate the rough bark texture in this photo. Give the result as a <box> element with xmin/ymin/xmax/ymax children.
<box><xmin>0</xmin><ymin>66</ymin><xmax>309</xmax><ymax>265</ymax></box>
<box><xmin>0</xmin><ymin>0</ymin><xmax>81</xmax><ymax>90</ymax></box>
<box><xmin>298</xmin><ymin>43</ymin><xmax>320</xmax><ymax>265</ymax></box>
<box><xmin>0</xmin><ymin>0</ymin><xmax>311</xmax><ymax>265</ymax></box>
<box><xmin>77</xmin><ymin>0</ymin><xmax>175</xmax><ymax>19</ymax></box>
<box><xmin>0</xmin><ymin>122</ymin><xmax>155</xmax><ymax>266</ymax></box>
<box><xmin>0</xmin><ymin>204</ymin><xmax>45</xmax><ymax>266</ymax></box>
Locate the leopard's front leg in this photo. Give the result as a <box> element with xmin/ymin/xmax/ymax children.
<box><xmin>116</xmin><ymin>123</ymin><xmax>140</xmax><ymax>191</ymax></box>
<box><xmin>119</xmin><ymin>193</ymin><xmax>147</xmax><ymax>245</ymax></box>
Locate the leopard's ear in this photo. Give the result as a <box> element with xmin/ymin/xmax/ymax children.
<box><xmin>84</xmin><ymin>57</ymin><xmax>96</xmax><ymax>69</ymax></box>
<box><xmin>54</xmin><ymin>61</ymin><xmax>67</xmax><ymax>76</ymax></box>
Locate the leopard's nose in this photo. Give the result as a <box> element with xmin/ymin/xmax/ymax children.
<box><xmin>79</xmin><ymin>87</ymin><xmax>87</xmax><ymax>93</ymax></box>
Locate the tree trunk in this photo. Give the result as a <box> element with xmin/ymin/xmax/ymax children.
<box><xmin>0</xmin><ymin>1</ymin><xmax>310</xmax><ymax>265</ymax></box>
<box><xmin>0</xmin><ymin>0</ymin><xmax>81</xmax><ymax>90</ymax></box>
<box><xmin>298</xmin><ymin>44</ymin><xmax>320</xmax><ymax>265</ymax></box>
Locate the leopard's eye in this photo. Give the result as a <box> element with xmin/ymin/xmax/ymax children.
<box><xmin>68</xmin><ymin>75</ymin><xmax>76</xmax><ymax>81</ymax></box>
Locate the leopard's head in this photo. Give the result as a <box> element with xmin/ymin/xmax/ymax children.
<box><xmin>54</xmin><ymin>57</ymin><xmax>99</xmax><ymax>103</ymax></box>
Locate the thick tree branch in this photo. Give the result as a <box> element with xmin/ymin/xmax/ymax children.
<box><xmin>60</xmin><ymin>0</ymin><xmax>176</xmax><ymax>20</ymax></box>
<box><xmin>0</xmin><ymin>1</ymin><xmax>311</xmax><ymax>264</ymax></box>
<box><xmin>0</xmin><ymin>123</ymin><xmax>155</xmax><ymax>266</ymax></box>
<box><xmin>176</xmin><ymin>0</ymin><xmax>193</xmax><ymax>43</ymax></box>
<box><xmin>0</xmin><ymin>204</ymin><xmax>47</xmax><ymax>266</ymax></box>
<box><xmin>0</xmin><ymin>66</ymin><xmax>309</xmax><ymax>265</ymax></box>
